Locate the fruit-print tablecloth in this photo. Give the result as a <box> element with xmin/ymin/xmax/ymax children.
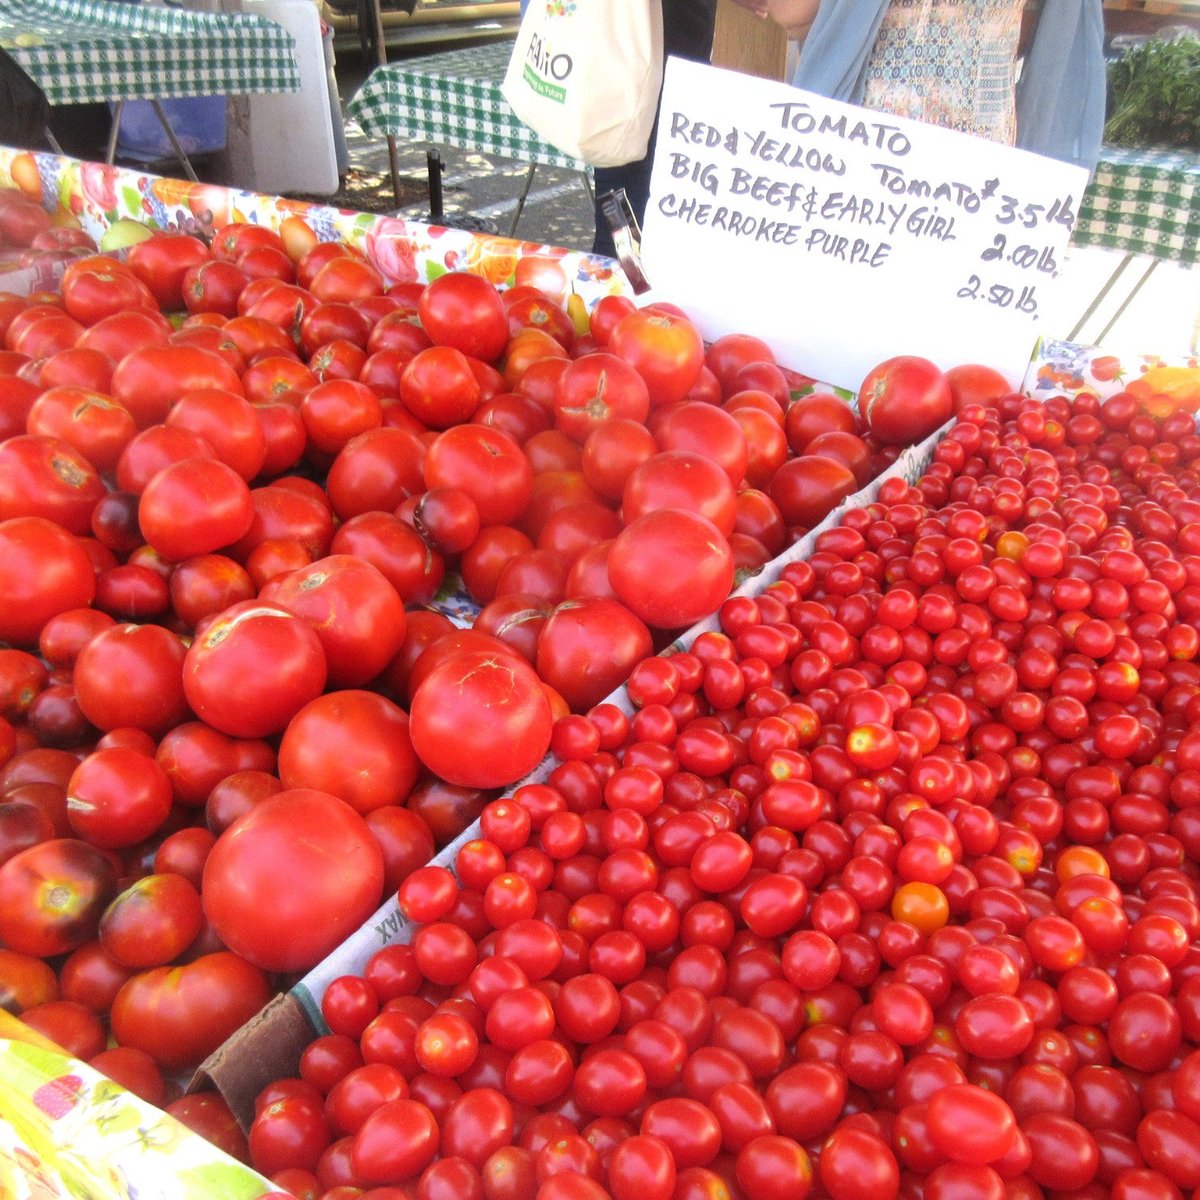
<box><xmin>0</xmin><ymin>145</ymin><xmax>629</xmax><ymax>301</ymax></box>
<box><xmin>0</xmin><ymin>0</ymin><xmax>299</xmax><ymax>106</ymax></box>
<box><xmin>0</xmin><ymin>1012</ymin><xmax>275</xmax><ymax>1200</ymax></box>
<box><xmin>346</xmin><ymin>39</ymin><xmax>585</xmax><ymax>171</ymax></box>
<box><xmin>1074</xmin><ymin>144</ymin><xmax>1200</xmax><ymax>266</ymax></box>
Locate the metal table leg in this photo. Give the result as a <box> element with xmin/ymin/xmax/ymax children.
<box><xmin>105</xmin><ymin>100</ymin><xmax>124</xmax><ymax>165</ymax></box>
<box><xmin>149</xmin><ymin>99</ymin><xmax>199</xmax><ymax>183</ymax></box>
<box><xmin>1067</xmin><ymin>252</ymin><xmax>1137</xmax><ymax>343</ymax></box>
<box><xmin>1094</xmin><ymin>258</ymin><xmax>1160</xmax><ymax>345</ymax></box>
<box><xmin>509</xmin><ymin>163</ymin><xmax>537</xmax><ymax>238</ymax></box>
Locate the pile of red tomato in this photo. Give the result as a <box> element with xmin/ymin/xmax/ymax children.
<box><xmin>0</xmin><ymin>203</ymin><xmax>965</xmax><ymax>1138</ymax></box>
<box><xmin>240</xmin><ymin>391</ymin><xmax>1200</xmax><ymax>1200</ymax></box>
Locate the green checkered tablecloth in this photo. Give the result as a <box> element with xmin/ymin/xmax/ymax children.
<box><xmin>346</xmin><ymin>40</ymin><xmax>586</xmax><ymax>172</ymax></box>
<box><xmin>0</xmin><ymin>0</ymin><xmax>299</xmax><ymax>106</ymax></box>
<box><xmin>1076</xmin><ymin>145</ymin><xmax>1200</xmax><ymax>266</ymax></box>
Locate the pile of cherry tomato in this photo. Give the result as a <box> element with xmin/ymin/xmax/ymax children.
<box><xmin>242</xmin><ymin>391</ymin><xmax>1200</xmax><ymax>1200</ymax></box>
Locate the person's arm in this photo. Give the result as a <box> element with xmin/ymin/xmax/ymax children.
<box><xmin>767</xmin><ymin>0</ymin><xmax>821</xmax><ymax>43</ymax></box>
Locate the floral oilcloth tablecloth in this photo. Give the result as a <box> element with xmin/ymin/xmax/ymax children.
<box><xmin>1074</xmin><ymin>144</ymin><xmax>1200</xmax><ymax>266</ymax></box>
<box><xmin>0</xmin><ymin>1012</ymin><xmax>275</xmax><ymax>1200</ymax></box>
<box><xmin>0</xmin><ymin>0</ymin><xmax>299</xmax><ymax>105</ymax></box>
<box><xmin>346</xmin><ymin>39</ymin><xmax>586</xmax><ymax>171</ymax></box>
<box><xmin>0</xmin><ymin>146</ymin><xmax>629</xmax><ymax>298</ymax></box>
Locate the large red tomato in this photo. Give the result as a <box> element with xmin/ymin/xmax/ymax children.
<box><xmin>623</xmin><ymin>450</ymin><xmax>737</xmax><ymax>537</ymax></box>
<box><xmin>116</xmin><ymin>425</ymin><xmax>217</xmax><ymax>495</ymax></box>
<box><xmin>0</xmin><ymin>838</ymin><xmax>118</xmax><ymax>958</ymax></box>
<box><xmin>33</xmin><ymin>347</ymin><xmax>116</xmax><ymax>394</ymax></box>
<box><xmin>325</xmin><ymin>426</ymin><xmax>426</xmax><ymax>520</ymax></box>
<box><xmin>277</xmin><ymin>690</ymin><xmax>420</xmax><ymax>814</ymax></box>
<box><xmin>66</xmin><ymin>748</ymin><xmax>173</xmax><ymax>850</ymax></box>
<box><xmin>165</xmin><ymin>388</ymin><xmax>268</xmax><ymax>481</ymax></box>
<box><xmin>299</xmin><ymin>379</ymin><xmax>383</xmax><ymax>455</ymax></box>
<box><xmin>0</xmin><ymin>518</ymin><xmax>96</xmax><ymax>647</ymax></box>
<box><xmin>945</xmin><ymin>362</ymin><xmax>1011</xmax><ymax>412</ymax></box>
<box><xmin>608</xmin><ymin>509</ymin><xmax>734</xmax><ymax>630</ymax></box>
<box><xmin>181</xmin><ymin>260</ymin><xmax>251</xmax><ymax>318</ymax></box>
<box><xmin>607</xmin><ymin>308</ymin><xmax>704</xmax><ymax>407</ymax></box>
<box><xmin>804</xmin><ymin>430</ymin><xmax>873</xmax><ymax>485</ymax></box>
<box><xmin>330</xmin><ymin>511</ymin><xmax>445</xmax><ymax>606</ymax></box>
<box><xmin>138</xmin><ymin>457</ymin><xmax>255</xmax><ymax>562</ymax></box>
<box><xmin>201</xmin><ymin>789</ymin><xmax>385</xmax><ymax>973</ymax></box>
<box><xmin>418</xmin><ymin>271</ymin><xmax>509</xmax><ymax>362</ymax></box>
<box><xmin>72</xmin><ymin>622</ymin><xmax>190</xmax><ymax>737</ymax></box>
<box><xmin>110</xmin><ymin>951</ymin><xmax>272</xmax><ymax>1071</ymax></box>
<box><xmin>61</xmin><ymin>263</ymin><xmax>156</xmax><ymax>326</ymax></box>
<box><xmin>859</xmin><ymin>355</ymin><xmax>953</xmax><ymax>446</ymax></box>
<box><xmin>227</xmin><ymin>483</ymin><xmax>335</xmax><ymax>563</ymax></box>
<box><xmin>553</xmin><ymin>353</ymin><xmax>651</xmax><ymax>444</ymax></box>
<box><xmin>654</xmin><ymin>402</ymin><xmax>749</xmax><ymax>486</ymax></box>
<box><xmin>253</xmin><ymin>401</ymin><xmax>307</xmax><ymax>479</ymax></box>
<box><xmin>182</xmin><ymin>600</ymin><xmax>327</xmax><ymax>738</ymax></box>
<box><xmin>399</xmin><ymin>346</ymin><xmax>482</xmax><ymax>429</ymax></box>
<box><xmin>0</xmin><ymin>435</ymin><xmax>106</xmax><ymax>536</ymax></box>
<box><xmin>110</xmin><ymin>344</ymin><xmax>244</xmax><ymax>429</ymax></box>
<box><xmin>768</xmin><ymin>455</ymin><xmax>859</xmax><ymax>530</ymax></box>
<box><xmin>783</xmin><ymin>394</ymin><xmax>858</xmax><ymax>455</ymax></box>
<box><xmin>126</xmin><ymin>233</ymin><xmax>212</xmax><ymax>310</ymax></box>
<box><xmin>535</xmin><ymin>598</ymin><xmax>654</xmax><ymax>713</ymax></box>
<box><xmin>705</xmin><ymin>332</ymin><xmax>774</xmax><ymax>396</ymax></box>
<box><xmin>9</xmin><ymin>311</ymin><xmax>84</xmax><ymax>361</ymax></box>
<box><xmin>729</xmin><ymin>405</ymin><xmax>788</xmax><ymax>489</ymax></box>
<box><xmin>580</xmin><ymin>419</ymin><xmax>658</xmax><ymax>503</ymax></box>
<box><xmin>77</xmin><ymin>310</ymin><xmax>171</xmax><ymax>361</ymax></box>
<box><xmin>26</xmin><ymin>386</ymin><xmax>137</xmax><ymax>475</ymax></box>
<box><xmin>0</xmin><ymin>376</ymin><xmax>40</xmax><ymax>442</ymax></box>
<box><xmin>261</xmin><ymin>555</ymin><xmax>407</xmax><ymax>688</ymax></box>
<box><xmin>409</xmin><ymin>650</ymin><xmax>553</xmax><ymax>789</ymax></box>
<box><xmin>423</xmin><ymin>424</ymin><xmax>534</xmax><ymax>528</ymax></box>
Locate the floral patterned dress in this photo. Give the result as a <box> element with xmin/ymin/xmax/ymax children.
<box><xmin>861</xmin><ymin>0</ymin><xmax>1026</xmax><ymax>143</ymax></box>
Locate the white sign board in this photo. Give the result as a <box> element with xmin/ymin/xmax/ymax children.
<box><xmin>641</xmin><ymin>58</ymin><xmax>1090</xmax><ymax>392</ymax></box>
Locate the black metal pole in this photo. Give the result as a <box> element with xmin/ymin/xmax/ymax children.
<box><xmin>427</xmin><ymin>150</ymin><xmax>445</xmax><ymax>221</ymax></box>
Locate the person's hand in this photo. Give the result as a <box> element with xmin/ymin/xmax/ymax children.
<box><xmin>726</xmin><ymin>0</ymin><xmax>772</xmax><ymax>17</ymax></box>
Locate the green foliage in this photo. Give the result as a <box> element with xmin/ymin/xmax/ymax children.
<box><xmin>1105</xmin><ymin>34</ymin><xmax>1200</xmax><ymax>150</ymax></box>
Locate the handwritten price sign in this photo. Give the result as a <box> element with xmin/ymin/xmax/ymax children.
<box><xmin>641</xmin><ymin>59</ymin><xmax>1090</xmax><ymax>392</ymax></box>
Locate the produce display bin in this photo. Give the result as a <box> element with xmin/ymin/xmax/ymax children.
<box><xmin>3</xmin><ymin>143</ymin><xmax>1200</xmax><ymax>1172</ymax></box>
